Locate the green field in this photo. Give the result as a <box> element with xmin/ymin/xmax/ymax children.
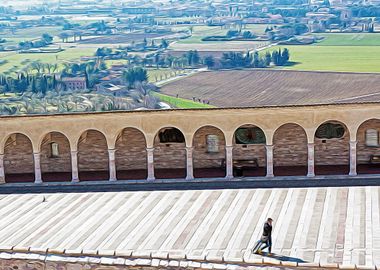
<box><xmin>1</xmin><ymin>26</ymin><xmax>63</xmax><ymax>39</ymax></box>
<box><xmin>267</xmin><ymin>33</ymin><xmax>380</xmax><ymax>73</ymax></box>
<box><xmin>315</xmin><ymin>33</ymin><xmax>380</xmax><ymax>46</ymax></box>
<box><xmin>270</xmin><ymin>45</ymin><xmax>380</xmax><ymax>73</ymax></box>
<box><xmin>0</xmin><ymin>47</ymin><xmax>97</xmax><ymax>74</ymax></box>
<box><xmin>174</xmin><ymin>24</ymin><xmax>271</xmax><ymax>44</ymax></box>
<box><xmin>154</xmin><ymin>92</ymin><xmax>214</xmax><ymax>109</ymax></box>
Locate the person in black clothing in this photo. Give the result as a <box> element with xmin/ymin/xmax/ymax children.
<box><xmin>251</xmin><ymin>218</ymin><xmax>273</xmax><ymax>255</ymax></box>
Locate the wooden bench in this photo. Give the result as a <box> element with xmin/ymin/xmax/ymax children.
<box><xmin>221</xmin><ymin>158</ymin><xmax>259</xmax><ymax>176</ymax></box>
<box><xmin>370</xmin><ymin>154</ymin><xmax>380</xmax><ymax>164</ymax></box>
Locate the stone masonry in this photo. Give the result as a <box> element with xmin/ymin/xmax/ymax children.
<box><xmin>4</xmin><ymin>133</ymin><xmax>34</xmax><ymax>174</ymax></box>
<box><xmin>2</xmin><ymin>114</ymin><xmax>380</xmax><ymax>180</ymax></box>
<box><xmin>41</xmin><ymin>132</ymin><xmax>72</xmax><ymax>173</ymax></box>
<box><xmin>273</xmin><ymin>124</ymin><xmax>308</xmax><ymax>167</ymax></box>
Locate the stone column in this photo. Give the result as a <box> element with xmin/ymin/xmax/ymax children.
<box><xmin>146</xmin><ymin>147</ymin><xmax>155</xmax><ymax>181</ymax></box>
<box><xmin>33</xmin><ymin>152</ymin><xmax>42</xmax><ymax>184</ymax></box>
<box><xmin>108</xmin><ymin>149</ymin><xmax>117</xmax><ymax>181</ymax></box>
<box><xmin>349</xmin><ymin>141</ymin><xmax>357</xmax><ymax>176</ymax></box>
<box><xmin>225</xmin><ymin>146</ymin><xmax>233</xmax><ymax>179</ymax></box>
<box><xmin>71</xmin><ymin>150</ymin><xmax>79</xmax><ymax>182</ymax></box>
<box><xmin>307</xmin><ymin>143</ymin><xmax>315</xmax><ymax>177</ymax></box>
<box><xmin>186</xmin><ymin>147</ymin><xmax>194</xmax><ymax>180</ymax></box>
<box><xmin>0</xmin><ymin>154</ymin><xmax>5</xmax><ymax>184</ymax></box>
<box><xmin>266</xmin><ymin>145</ymin><xmax>274</xmax><ymax>177</ymax></box>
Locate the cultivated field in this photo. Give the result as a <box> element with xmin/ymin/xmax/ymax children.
<box><xmin>278</xmin><ymin>45</ymin><xmax>380</xmax><ymax>73</ymax></box>
<box><xmin>315</xmin><ymin>33</ymin><xmax>380</xmax><ymax>46</ymax></box>
<box><xmin>0</xmin><ymin>47</ymin><xmax>97</xmax><ymax>74</ymax></box>
<box><xmin>169</xmin><ymin>24</ymin><xmax>271</xmax><ymax>51</ymax></box>
<box><xmin>160</xmin><ymin>69</ymin><xmax>380</xmax><ymax>107</ymax></box>
<box><xmin>79</xmin><ymin>33</ymin><xmax>169</xmax><ymax>45</ymax></box>
<box><xmin>267</xmin><ymin>33</ymin><xmax>380</xmax><ymax>73</ymax></box>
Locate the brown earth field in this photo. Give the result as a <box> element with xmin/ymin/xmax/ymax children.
<box><xmin>165</xmin><ymin>50</ymin><xmax>229</xmax><ymax>58</ymax></box>
<box><xmin>159</xmin><ymin>69</ymin><xmax>380</xmax><ymax>107</ymax></box>
<box><xmin>79</xmin><ymin>33</ymin><xmax>168</xmax><ymax>44</ymax></box>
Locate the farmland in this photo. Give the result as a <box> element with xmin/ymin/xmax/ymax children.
<box><xmin>0</xmin><ymin>47</ymin><xmax>97</xmax><ymax>74</ymax></box>
<box><xmin>159</xmin><ymin>69</ymin><xmax>380</xmax><ymax>107</ymax></box>
<box><xmin>266</xmin><ymin>33</ymin><xmax>380</xmax><ymax>73</ymax></box>
<box><xmin>169</xmin><ymin>24</ymin><xmax>271</xmax><ymax>51</ymax></box>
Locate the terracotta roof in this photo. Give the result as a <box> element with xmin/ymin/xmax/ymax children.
<box><xmin>159</xmin><ymin>69</ymin><xmax>380</xmax><ymax>107</ymax></box>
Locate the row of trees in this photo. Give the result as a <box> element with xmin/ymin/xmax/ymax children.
<box><xmin>18</xmin><ymin>33</ymin><xmax>53</xmax><ymax>50</ymax></box>
<box><xmin>0</xmin><ymin>73</ymin><xmax>65</xmax><ymax>95</ymax></box>
<box><xmin>206</xmin><ymin>48</ymin><xmax>290</xmax><ymax>69</ymax></box>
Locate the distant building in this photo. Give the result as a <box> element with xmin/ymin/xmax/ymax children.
<box><xmin>62</xmin><ymin>77</ymin><xmax>87</xmax><ymax>91</ymax></box>
<box><xmin>122</xmin><ymin>7</ymin><xmax>156</xmax><ymax>15</ymax></box>
<box><xmin>96</xmin><ymin>83</ymin><xmax>129</xmax><ymax>97</ymax></box>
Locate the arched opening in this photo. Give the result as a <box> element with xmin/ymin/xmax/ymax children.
<box><xmin>4</xmin><ymin>133</ymin><xmax>34</xmax><ymax>183</ymax></box>
<box><xmin>115</xmin><ymin>128</ymin><xmax>147</xmax><ymax>180</ymax></box>
<box><xmin>356</xmin><ymin>119</ymin><xmax>380</xmax><ymax>174</ymax></box>
<box><xmin>314</xmin><ymin>121</ymin><xmax>349</xmax><ymax>175</ymax></box>
<box><xmin>78</xmin><ymin>130</ymin><xmax>109</xmax><ymax>181</ymax></box>
<box><xmin>273</xmin><ymin>123</ymin><xmax>308</xmax><ymax>176</ymax></box>
<box><xmin>154</xmin><ymin>127</ymin><xmax>186</xmax><ymax>179</ymax></box>
<box><xmin>40</xmin><ymin>132</ymin><xmax>71</xmax><ymax>182</ymax></box>
<box><xmin>232</xmin><ymin>125</ymin><xmax>266</xmax><ymax>177</ymax></box>
<box><xmin>193</xmin><ymin>126</ymin><xmax>226</xmax><ymax>178</ymax></box>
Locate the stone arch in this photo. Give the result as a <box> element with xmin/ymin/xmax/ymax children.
<box><xmin>356</xmin><ymin>118</ymin><xmax>380</xmax><ymax>174</ymax></box>
<box><xmin>273</xmin><ymin>123</ymin><xmax>308</xmax><ymax>176</ymax></box>
<box><xmin>193</xmin><ymin>125</ymin><xmax>226</xmax><ymax>178</ymax></box>
<box><xmin>154</xmin><ymin>127</ymin><xmax>186</xmax><ymax>179</ymax></box>
<box><xmin>115</xmin><ymin>127</ymin><xmax>147</xmax><ymax>180</ymax></box>
<box><xmin>150</xmin><ymin>125</ymin><xmax>188</xmax><ymax>148</ymax></box>
<box><xmin>314</xmin><ymin>120</ymin><xmax>350</xmax><ymax>175</ymax></box>
<box><xmin>77</xmin><ymin>129</ymin><xmax>109</xmax><ymax>181</ymax></box>
<box><xmin>4</xmin><ymin>133</ymin><xmax>34</xmax><ymax>183</ymax></box>
<box><xmin>232</xmin><ymin>124</ymin><xmax>267</xmax><ymax>177</ymax></box>
<box><xmin>40</xmin><ymin>132</ymin><xmax>72</xmax><ymax>182</ymax></box>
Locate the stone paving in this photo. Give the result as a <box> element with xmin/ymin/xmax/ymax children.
<box><xmin>0</xmin><ymin>186</ymin><xmax>379</xmax><ymax>267</ymax></box>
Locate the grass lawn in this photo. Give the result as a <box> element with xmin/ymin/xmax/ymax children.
<box><xmin>154</xmin><ymin>92</ymin><xmax>214</xmax><ymax>109</ymax></box>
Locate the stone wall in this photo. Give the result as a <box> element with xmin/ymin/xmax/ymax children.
<box><xmin>78</xmin><ymin>130</ymin><xmax>109</xmax><ymax>171</ymax></box>
<box><xmin>41</xmin><ymin>132</ymin><xmax>71</xmax><ymax>173</ymax></box>
<box><xmin>116</xmin><ymin>128</ymin><xmax>147</xmax><ymax>171</ymax></box>
<box><xmin>5</xmin><ymin>120</ymin><xmax>380</xmax><ymax>178</ymax></box>
<box><xmin>315</xmin><ymin>128</ymin><xmax>349</xmax><ymax>166</ymax></box>
<box><xmin>154</xmin><ymin>136</ymin><xmax>186</xmax><ymax>169</ymax></box>
<box><xmin>193</xmin><ymin>126</ymin><xmax>226</xmax><ymax>169</ymax></box>
<box><xmin>233</xmin><ymin>144</ymin><xmax>266</xmax><ymax>167</ymax></box>
<box><xmin>4</xmin><ymin>133</ymin><xmax>34</xmax><ymax>174</ymax></box>
<box><xmin>273</xmin><ymin>124</ymin><xmax>308</xmax><ymax>167</ymax></box>
<box><xmin>357</xmin><ymin>119</ymin><xmax>380</xmax><ymax>164</ymax></box>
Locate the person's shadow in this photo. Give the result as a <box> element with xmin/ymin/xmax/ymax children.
<box><xmin>260</xmin><ymin>252</ymin><xmax>306</xmax><ymax>263</ymax></box>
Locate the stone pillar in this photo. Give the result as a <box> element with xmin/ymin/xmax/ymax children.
<box><xmin>307</xmin><ymin>143</ymin><xmax>315</xmax><ymax>177</ymax></box>
<box><xmin>71</xmin><ymin>150</ymin><xmax>79</xmax><ymax>182</ymax></box>
<box><xmin>108</xmin><ymin>149</ymin><xmax>117</xmax><ymax>181</ymax></box>
<box><xmin>146</xmin><ymin>147</ymin><xmax>155</xmax><ymax>181</ymax></box>
<box><xmin>33</xmin><ymin>152</ymin><xmax>42</xmax><ymax>184</ymax></box>
<box><xmin>0</xmin><ymin>154</ymin><xmax>5</xmax><ymax>184</ymax></box>
<box><xmin>349</xmin><ymin>141</ymin><xmax>357</xmax><ymax>176</ymax></box>
<box><xmin>186</xmin><ymin>147</ymin><xmax>194</xmax><ymax>180</ymax></box>
<box><xmin>266</xmin><ymin>145</ymin><xmax>274</xmax><ymax>177</ymax></box>
<box><xmin>225</xmin><ymin>146</ymin><xmax>233</xmax><ymax>179</ymax></box>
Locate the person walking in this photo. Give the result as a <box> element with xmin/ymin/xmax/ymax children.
<box><xmin>251</xmin><ymin>218</ymin><xmax>273</xmax><ymax>255</ymax></box>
